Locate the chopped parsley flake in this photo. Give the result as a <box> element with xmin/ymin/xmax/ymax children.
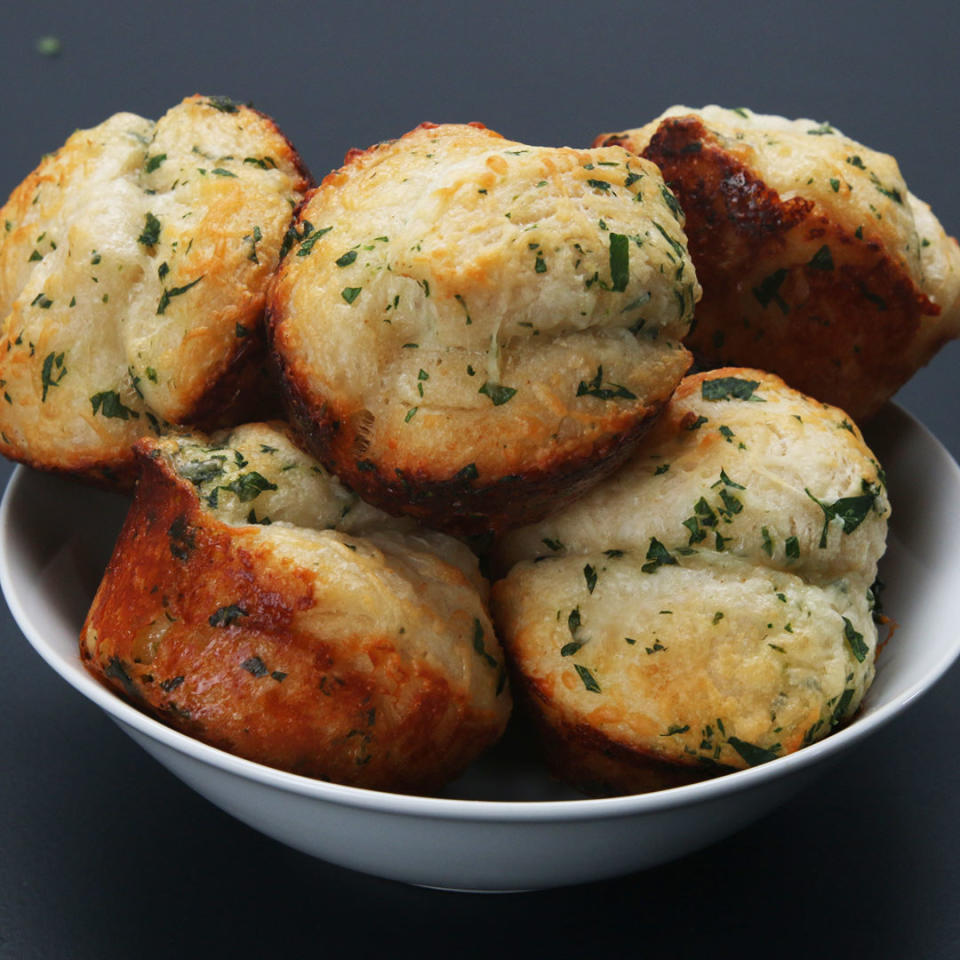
<box><xmin>808</xmin><ymin>245</ymin><xmax>834</xmax><ymax>270</ymax></box>
<box><xmin>752</xmin><ymin>269</ymin><xmax>789</xmax><ymax>313</ymax></box>
<box><xmin>830</xmin><ymin>688</ymin><xmax>856</xmax><ymax>727</ymax></box>
<box><xmin>472</xmin><ymin>618</ymin><xmax>498</xmax><ymax>668</ymax></box>
<box><xmin>478</xmin><ymin>381</ymin><xmax>517</xmax><ymax>406</ymax></box>
<box><xmin>179</xmin><ymin>458</ymin><xmax>226</xmax><ymax>485</ymax></box>
<box><xmin>207</xmin><ymin>96</ymin><xmax>240</xmax><ymax>113</ymax></box>
<box><xmin>576</xmin><ymin>365</ymin><xmax>636</xmax><ymax>400</ymax></box>
<box><xmin>292</xmin><ymin>223</ymin><xmax>334</xmax><ymax>258</ymax></box>
<box><xmin>244</xmin><ymin>225</ymin><xmax>262</xmax><ymax>263</ymax></box>
<box><xmin>157</xmin><ymin>275</ymin><xmax>204</xmax><ymax>314</ymax></box>
<box><xmin>761</xmin><ymin>527</ymin><xmax>774</xmax><ymax>556</ymax></box>
<box><xmin>137</xmin><ymin>212</ymin><xmax>162</xmax><ymax>247</ymax></box>
<box><xmin>574</xmin><ymin>664</ymin><xmax>601</xmax><ymax>693</ymax></box>
<box><xmin>168</xmin><ymin>515</ymin><xmax>195</xmax><ymax>560</ymax></box>
<box><xmin>454</xmin><ymin>293</ymin><xmax>472</xmax><ymax>325</ymax></box>
<box><xmin>90</xmin><ymin>390</ymin><xmax>138</xmax><ymax>420</ymax></box>
<box><xmin>242</xmin><ymin>656</ymin><xmax>269</xmax><ymax>677</ymax></box>
<box><xmin>842</xmin><ymin>617</ymin><xmax>868</xmax><ymax>662</ymax></box>
<box><xmin>702</xmin><ymin>377</ymin><xmax>763</xmax><ymax>402</ymax></box>
<box><xmin>653</xmin><ymin>221</ymin><xmax>686</xmax><ymax>260</ymax></box>
<box><xmin>870</xmin><ymin>171</ymin><xmax>903</xmax><ymax>204</ymax></box>
<box><xmin>805</xmin><ymin>483</ymin><xmax>880</xmax><ymax>547</ymax></box>
<box><xmin>859</xmin><ymin>283</ymin><xmax>887</xmax><ymax>310</ymax></box>
<box><xmin>219</xmin><ymin>471</ymin><xmax>278</xmax><ymax>503</ymax></box>
<box><xmin>642</xmin><ymin>537</ymin><xmax>677</xmax><ymax>574</ymax></box>
<box><xmin>209</xmin><ymin>605</ymin><xmax>248</xmax><ymax>627</ymax></box>
<box><xmin>608</xmin><ymin>233</ymin><xmax>630</xmax><ymax>291</ymax></box>
<box><xmin>727</xmin><ymin>737</ymin><xmax>781</xmax><ymax>766</ymax></box>
<box><xmin>34</xmin><ymin>35</ymin><xmax>61</xmax><ymax>56</ymax></box>
<box><xmin>40</xmin><ymin>352</ymin><xmax>67</xmax><ymax>401</ymax></box>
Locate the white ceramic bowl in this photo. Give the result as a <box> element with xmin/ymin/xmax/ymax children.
<box><xmin>3</xmin><ymin>403</ymin><xmax>959</xmax><ymax>891</ymax></box>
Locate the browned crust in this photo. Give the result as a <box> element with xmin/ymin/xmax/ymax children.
<box><xmin>0</xmin><ymin>443</ymin><xmax>140</xmax><ymax>492</ymax></box>
<box><xmin>512</xmin><ymin>670</ymin><xmax>726</xmax><ymax>797</ymax></box>
<box><xmin>79</xmin><ymin>443</ymin><xmax>504</xmax><ymax>793</ymax></box>
<box><xmin>182</xmin><ymin>316</ymin><xmax>284</xmax><ymax>431</ymax></box>
<box><xmin>174</xmin><ymin>97</ymin><xmax>313</xmax><ymax>429</ymax></box>
<box><xmin>267</xmin><ymin>320</ymin><xmax>676</xmax><ymax>537</ymax></box>
<box><xmin>604</xmin><ymin>116</ymin><xmax>940</xmax><ymax>421</ymax></box>
<box><xmin>244</xmin><ymin>99</ymin><xmax>316</xmax><ymax>189</ymax></box>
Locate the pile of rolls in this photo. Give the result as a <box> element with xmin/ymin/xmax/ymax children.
<box><xmin>3</xmin><ymin>96</ymin><xmax>955</xmax><ymax>794</ymax></box>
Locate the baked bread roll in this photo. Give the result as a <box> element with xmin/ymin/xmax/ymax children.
<box><xmin>596</xmin><ymin>106</ymin><xmax>960</xmax><ymax>421</ymax></box>
<box><xmin>268</xmin><ymin>122</ymin><xmax>698</xmax><ymax>535</ymax></box>
<box><xmin>493</xmin><ymin>368</ymin><xmax>889</xmax><ymax>795</ymax></box>
<box><xmin>80</xmin><ymin>422</ymin><xmax>510</xmax><ymax>793</ymax></box>
<box><xmin>0</xmin><ymin>95</ymin><xmax>311</xmax><ymax>486</ymax></box>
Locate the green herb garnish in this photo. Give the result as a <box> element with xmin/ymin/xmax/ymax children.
<box><xmin>478</xmin><ymin>381</ymin><xmax>517</xmax><ymax>406</ymax></box>
<box><xmin>642</xmin><ymin>537</ymin><xmax>677</xmax><ymax>574</ymax></box>
<box><xmin>137</xmin><ymin>212</ymin><xmax>161</xmax><ymax>247</ymax></box>
<box><xmin>157</xmin><ymin>275</ymin><xmax>204</xmax><ymax>314</ymax></box>
<box><xmin>472</xmin><ymin>618</ymin><xmax>497</xmax><ymax>668</ymax></box>
<box><xmin>576</xmin><ymin>365</ymin><xmax>636</xmax><ymax>400</ymax></box>
<box><xmin>702</xmin><ymin>377</ymin><xmax>763</xmax><ymax>402</ymax></box>
<box><xmin>209</xmin><ymin>605</ymin><xmax>248</xmax><ymax>627</ymax></box>
<box><xmin>808</xmin><ymin>245</ymin><xmax>834</xmax><ymax>270</ymax></box>
<box><xmin>727</xmin><ymin>737</ymin><xmax>781</xmax><ymax>766</ymax></box>
<box><xmin>608</xmin><ymin>232</ymin><xmax>629</xmax><ymax>292</ymax></box>
<box><xmin>842</xmin><ymin>616</ymin><xmax>869</xmax><ymax>663</ymax></box>
<box><xmin>574</xmin><ymin>664</ymin><xmax>601</xmax><ymax>693</ymax></box>
<box><xmin>90</xmin><ymin>390</ymin><xmax>138</xmax><ymax>420</ymax></box>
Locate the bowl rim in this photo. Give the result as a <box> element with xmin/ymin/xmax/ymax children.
<box><xmin>3</xmin><ymin>401</ymin><xmax>958</xmax><ymax>824</ymax></box>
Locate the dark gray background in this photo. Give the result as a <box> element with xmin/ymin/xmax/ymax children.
<box><xmin>1</xmin><ymin>2</ymin><xmax>958</xmax><ymax>957</ymax></box>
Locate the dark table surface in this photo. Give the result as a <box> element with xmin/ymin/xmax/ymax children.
<box><xmin>2</xmin><ymin>2</ymin><xmax>959</xmax><ymax>957</ymax></box>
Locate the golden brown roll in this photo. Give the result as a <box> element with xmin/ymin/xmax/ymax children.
<box><xmin>493</xmin><ymin>368</ymin><xmax>889</xmax><ymax>795</ymax></box>
<box><xmin>0</xmin><ymin>95</ymin><xmax>311</xmax><ymax>486</ymax></box>
<box><xmin>268</xmin><ymin>122</ymin><xmax>698</xmax><ymax>535</ymax></box>
<box><xmin>596</xmin><ymin>106</ymin><xmax>960</xmax><ymax>421</ymax></box>
<box><xmin>80</xmin><ymin>421</ymin><xmax>511</xmax><ymax>794</ymax></box>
